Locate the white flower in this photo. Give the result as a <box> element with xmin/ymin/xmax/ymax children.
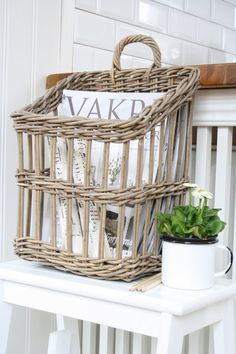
<box><xmin>183</xmin><ymin>182</ymin><xmax>197</xmax><ymax>188</ymax></box>
<box><xmin>193</xmin><ymin>188</ymin><xmax>213</xmax><ymax>200</ymax></box>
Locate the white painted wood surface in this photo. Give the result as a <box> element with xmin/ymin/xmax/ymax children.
<box><xmin>0</xmin><ymin>1</ymin><xmax>70</xmax><ymax>353</ymax></box>
<box><xmin>1</xmin><ymin>261</ymin><xmax>236</xmax><ymax>354</ymax></box>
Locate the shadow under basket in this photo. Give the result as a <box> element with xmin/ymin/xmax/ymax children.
<box><xmin>12</xmin><ymin>34</ymin><xmax>200</xmax><ymax>281</ymax></box>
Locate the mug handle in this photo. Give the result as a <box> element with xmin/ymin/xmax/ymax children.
<box><xmin>215</xmin><ymin>245</ymin><xmax>233</xmax><ymax>278</ymax></box>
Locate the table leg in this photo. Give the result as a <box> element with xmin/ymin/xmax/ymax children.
<box><xmin>56</xmin><ymin>315</ymin><xmax>81</xmax><ymax>354</ymax></box>
<box><xmin>156</xmin><ymin>313</ymin><xmax>184</xmax><ymax>354</ymax></box>
<box><xmin>188</xmin><ymin>331</ymin><xmax>201</xmax><ymax>354</ymax></box>
<box><xmin>0</xmin><ymin>288</ymin><xmax>13</xmax><ymax>354</ymax></box>
<box><xmin>47</xmin><ymin>330</ymin><xmax>73</xmax><ymax>354</ymax></box>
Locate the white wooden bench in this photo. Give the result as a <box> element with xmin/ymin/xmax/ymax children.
<box><xmin>0</xmin><ymin>260</ymin><xmax>236</xmax><ymax>354</ymax></box>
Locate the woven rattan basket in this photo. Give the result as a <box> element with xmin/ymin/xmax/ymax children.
<box><xmin>12</xmin><ymin>35</ymin><xmax>200</xmax><ymax>281</ymax></box>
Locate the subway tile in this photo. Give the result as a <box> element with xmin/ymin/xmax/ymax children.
<box><xmin>74</xmin><ymin>10</ymin><xmax>116</xmax><ymax>50</ymax></box>
<box><xmin>136</xmin><ymin>0</ymin><xmax>168</xmax><ymax>32</ymax></box>
<box><xmin>93</xmin><ymin>48</ymin><xmax>113</xmax><ymax>70</ymax></box>
<box><xmin>168</xmin><ymin>9</ymin><xmax>196</xmax><ymax>41</ymax></box>
<box><xmin>119</xmin><ymin>54</ymin><xmax>135</xmax><ymax>69</ymax></box>
<box><xmin>152</xmin><ymin>0</ymin><xmax>184</xmax><ymax>10</ymax></box>
<box><xmin>224</xmin><ymin>0</ymin><xmax>236</xmax><ymax>5</ymax></box>
<box><xmin>152</xmin><ymin>32</ymin><xmax>183</xmax><ymax>65</ymax></box>
<box><xmin>97</xmin><ymin>0</ymin><xmax>134</xmax><ymax>22</ymax></box>
<box><xmin>133</xmin><ymin>57</ymin><xmax>153</xmax><ymax>68</ymax></box>
<box><xmin>196</xmin><ymin>19</ymin><xmax>223</xmax><ymax>49</ymax></box>
<box><xmin>209</xmin><ymin>48</ymin><xmax>236</xmax><ymax>63</ymax></box>
<box><xmin>223</xmin><ymin>28</ymin><xmax>236</xmax><ymax>53</ymax></box>
<box><xmin>185</xmin><ymin>0</ymin><xmax>211</xmax><ymax>20</ymax></box>
<box><xmin>209</xmin><ymin>49</ymin><xmax>226</xmax><ymax>63</ymax></box>
<box><xmin>75</xmin><ymin>0</ymin><xmax>96</xmax><ymax>11</ymax></box>
<box><xmin>93</xmin><ymin>49</ymin><xmax>133</xmax><ymax>71</ymax></box>
<box><xmin>116</xmin><ymin>23</ymin><xmax>153</xmax><ymax>60</ymax></box>
<box><xmin>182</xmin><ymin>42</ymin><xmax>209</xmax><ymax>64</ymax></box>
<box><xmin>212</xmin><ymin>0</ymin><xmax>235</xmax><ymax>29</ymax></box>
<box><xmin>73</xmin><ymin>44</ymin><xmax>94</xmax><ymax>71</ymax></box>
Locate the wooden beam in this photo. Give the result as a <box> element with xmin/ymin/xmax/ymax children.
<box><xmin>46</xmin><ymin>63</ymin><xmax>236</xmax><ymax>90</ymax></box>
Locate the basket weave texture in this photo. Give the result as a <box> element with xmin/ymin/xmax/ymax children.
<box><xmin>12</xmin><ymin>35</ymin><xmax>200</xmax><ymax>281</ymax></box>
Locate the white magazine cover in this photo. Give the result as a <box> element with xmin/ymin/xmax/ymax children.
<box><xmin>55</xmin><ymin>90</ymin><xmax>164</xmax><ymax>257</ymax></box>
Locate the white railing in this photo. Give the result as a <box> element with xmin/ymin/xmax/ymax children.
<box><xmin>192</xmin><ymin>88</ymin><xmax>236</xmax><ymax>281</ymax></box>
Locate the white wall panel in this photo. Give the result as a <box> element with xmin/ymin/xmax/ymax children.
<box><xmin>0</xmin><ymin>1</ymin><xmax>66</xmax><ymax>353</ymax></box>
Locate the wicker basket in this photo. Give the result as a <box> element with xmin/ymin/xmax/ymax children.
<box><xmin>12</xmin><ymin>35</ymin><xmax>200</xmax><ymax>281</ymax></box>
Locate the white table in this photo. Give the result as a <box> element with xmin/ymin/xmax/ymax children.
<box><xmin>0</xmin><ymin>260</ymin><xmax>236</xmax><ymax>354</ymax></box>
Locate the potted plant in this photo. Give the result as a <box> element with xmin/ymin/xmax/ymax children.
<box><xmin>157</xmin><ymin>183</ymin><xmax>233</xmax><ymax>290</ymax></box>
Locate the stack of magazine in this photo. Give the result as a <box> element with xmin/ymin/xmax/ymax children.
<box><xmin>43</xmin><ymin>89</ymin><xmax>186</xmax><ymax>258</ymax></box>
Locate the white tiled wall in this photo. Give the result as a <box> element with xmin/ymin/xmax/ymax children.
<box><xmin>73</xmin><ymin>0</ymin><xmax>236</xmax><ymax>71</ymax></box>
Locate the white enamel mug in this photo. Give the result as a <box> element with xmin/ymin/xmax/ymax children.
<box><xmin>161</xmin><ymin>236</ymin><xmax>233</xmax><ymax>290</ymax></box>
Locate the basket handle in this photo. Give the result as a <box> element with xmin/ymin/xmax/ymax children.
<box><xmin>111</xmin><ymin>35</ymin><xmax>161</xmax><ymax>82</ymax></box>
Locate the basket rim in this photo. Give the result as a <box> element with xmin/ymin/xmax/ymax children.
<box><xmin>11</xmin><ymin>65</ymin><xmax>200</xmax><ymax>119</ymax></box>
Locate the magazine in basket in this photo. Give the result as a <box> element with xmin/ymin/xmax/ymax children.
<box><xmin>46</xmin><ymin>89</ymin><xmax>165</xmax><ymax>258</ymax></box>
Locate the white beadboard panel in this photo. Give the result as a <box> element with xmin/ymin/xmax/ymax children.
<box><xmin>97</xmin><ymin>0</ymin><xmax>134</xmax><ymax>22</ymax></box>
<box><xmin>60</xmin><ymin>0</ymin><xmax>74</xmax><ymax>71</ymax></box>
<box><xmin>168</xmin><ymin>8</ymin><xmax>196</xmax><ymax>41</ymax></box>
<box><xmin>0</xmin><ymin>0</ymin><xmax>7</xmax><ymax>263</ymax></box>
<box><xmin>209</xmin><ymin>49</ymin><xmax>236</xmax><ymax>63</ymax></box>
<box><xmin>152</xmin><ymin>32</ymin><xmax>183</xmax><ymax>65</ymax></box>
<box><xmin>116</xmin><ymin>23</ymin><xmax>153</xmax><ymax>60</ymax></box>
<box><xmin>196</xmin><ymin>19</ymin><xmax>223</xmax><ymax>50</ymax></box>
<box><xmin>75</xmin><ymin>0</ymin><xmax>97</xmax><ymax>11</ymax></box>
<box><xmin>34</xmin><ymin>0</ymin><xmax>61</xmax><ymax>97</ymax></box>
<box><xmin>3</xmin><ymin>0</ymin><xmax>34</xmax><ymax>263</ymax></box>
<box><xmin>185</xmin><ymin>0</ymin><xmax>211</xmax><ymax>19</ymax></box>
<box><xmin>223</xmin><ymin>28</ymin><xmax>236</xmax><ymax>54</ymax></box>
<box><xmin>73</xmin><ymin>44</ymin><xmax>94</xmax><ymax>71</ymax></box>
<box><xmin>212</xmin><ymin>0</ymin><xmax>236</xmax><ymax>29</ymax></box>
<box><xmin>152</xmin><ymin>0</ymin><xmax>184</xmax><ymax>10</ymax></box>
<box><xmin>74</xmin><ymin>10</ymin><xmax>116</xmax><ymax>50</ymax></box>
<box><xmin>0</xmin><ymin>0</ymin><xmax>5</xmax><ymax>108</ymax></box>
<box><xmin>182</xmin><ymin>42</ymin><xmax>209</xmax><ymax>65</ymax></box>
<box><xmin>0</xmin><ymin>1</ymin><xmax>63</xmax><ymax>354</ymax></box>
<box><xmin>136</xmin><ymin>0</ymin><xmax>168</xmax><ymax>33</ymax></box>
